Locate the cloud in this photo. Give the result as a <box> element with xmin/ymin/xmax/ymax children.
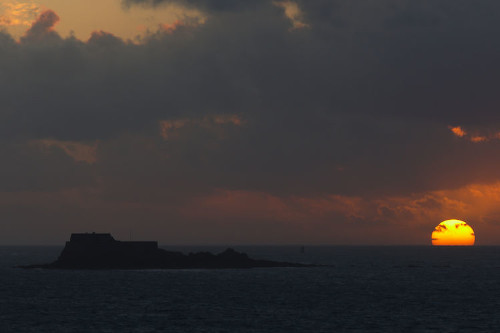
<box><xmin>450</xmin><ymin>126</ymin><xmax>466</xmax><ymax>138</ymax></box>
<box><xmin>0</xmin><ymin>1</ymin><xmax>40</xmax><ymax>28</ymax></box>
<box><xmin>159</xmin><ymin>19</ymin><xmax>185</xmax><ymax>33</ymax></box>
<box><xmin>121</xmin><ymin>0</ymin><xmax>268</xmax><ymax>12</ymax></box>
<box><xmin>434</xmin><ymin>225</ymin><xmax>447</xmax><ymax>233</ymax></box>
<box><xmin>0</xmin><ymin>140</ymin><xmax>94</xmax><ymax>192</ymax></box>
<box><xmin>449</xmin><ymin>125</ymin><xmax>500</xmax><ymax>143</ymax></box>
<box><xmin>159</xmin><ymin>114</ymin><xmax>244</xmax><ymax>140</ymax></box>
<box><xmin>3</xmin><ymin>2</ymin><xmax>500</xmax><ymax>243</ymax></box>
<box><xmin>20</xmin><ymin>9</ymin><xmax>60</xmax><ymax>43</ymax></box>
<box><xmin>30</xmin><ymin>139</ymin><xmax>98</xmax><ymax>164</ymax></box>
<box><xmin>273</xmin><ymin>1</ymin><xmax>309</xmax><ymax>30</ymax></box>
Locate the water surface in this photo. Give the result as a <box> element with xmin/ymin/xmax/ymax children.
<box><xmin>1</xmin><ymin>246</ymin><xmax>498</xmax><ymax>332</ymax></box>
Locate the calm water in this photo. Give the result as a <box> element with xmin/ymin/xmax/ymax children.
<box><xmin>1</xmin><ymin>246</ymin><xmax>499</xmax><ymax>332</ymax></box>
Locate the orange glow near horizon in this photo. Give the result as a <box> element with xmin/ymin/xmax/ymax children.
<box><xmin>431</xmin><ymin>219</ymin><xmax>475</xmax><ymax>246</ymax></box>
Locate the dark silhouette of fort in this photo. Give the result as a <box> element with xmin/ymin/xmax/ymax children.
<box><xmin>21</xmin><ymin>233</ymin><xmax>314</xmax><ymax>269</ymax></box>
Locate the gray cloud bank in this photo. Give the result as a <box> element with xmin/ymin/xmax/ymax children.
<box><xmin>1</xmin><ymin>0</ymin><xmax>500</xmax><ymax>243</ymax></box>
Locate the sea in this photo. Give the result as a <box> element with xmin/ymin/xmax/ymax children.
<box><xmin>0</xmin><ymin>245</ymin><xmax>499</xmax><ymax>332</ymax></box>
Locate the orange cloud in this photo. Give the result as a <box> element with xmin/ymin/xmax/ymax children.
<box><xmin>273</xmin><ymin>1</ymin><xmax>309</xmax><ymax>30</ymax></box>
<box><xmin>449</xmin><ymin>125</ymin><xmax>500</xmax><ymax>143</ymax></box>
<box><xmin>470</xmin><ymin>136</ymin><xmax>487</xmax><ymax>143</ymax></box>
<box><xmin>0</xmin><ymin>2</ymin><xmax>40</xmax><ymax>28</ymax></box>
<box><xmin>175</xmin><ymin>181</ymin><xmax>500</xmax><ymax>244</ymax></box>
<box><xmin>449</xmin><ymin>126</ymin><xmax>466</xmax><ymax>137</ymax></box>
<box><xmin>31</xmin><ymin>139</ymin><xmax>98</xmax><ymax>164</ymax></box>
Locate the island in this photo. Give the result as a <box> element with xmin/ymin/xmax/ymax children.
<box><xmin>20</xmin><ymin>233</ymin><xmax>315</xmax><ymax>269</ymax></box>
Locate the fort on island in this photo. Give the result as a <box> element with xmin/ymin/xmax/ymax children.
<box><xmin>20</xmin><ymin>233</ymin><xmax>317</xmax><ymax>270</ymax></box>
<box><xmin>66</xmin><ymin>232</ymin><xmax>158</xmax><ymax>253</ymax></box>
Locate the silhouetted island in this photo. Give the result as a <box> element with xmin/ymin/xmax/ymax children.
<box><xmin>20</xmin><ymin>233</ymin><xmax>315</xmax><ymax>269</ymax></box>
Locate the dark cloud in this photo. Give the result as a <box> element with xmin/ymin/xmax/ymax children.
<box><xmin>434</xmin><ymin>225</ymin><xmax>447</xmax><ymax>233</ymax></box>
<box><xmin>6</xmin><ymin>1</ymin><xmax>500</xmax><ymax>139</ymax></box>
<box><xmin>122</xmin><ymin>0</ymin><xmax>268</xmax><ymax>12</ymax></box>
<box><xmin>20</xmin><ymin>10</ymin><xmax>61</xmax><ymax>43</ymax></box>
<box><xmin>2</xmin><ymin>3</ymin><xmax>500</xmax><ymax>193</ymax></box>
<box><xmin>3</xmin><ymin>1</ymin><xmax>500</xmax><ymax>243</ymax></box>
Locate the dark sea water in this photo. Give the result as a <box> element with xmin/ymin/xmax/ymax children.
<box><xmin>1</xmin><ymin>245</ymin><xmax>499</xmax><ymax>332</ymax></box>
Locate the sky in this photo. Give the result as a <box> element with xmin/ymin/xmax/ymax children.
<box><xmin>1</xmin><ymin>0</ymin><xmax>500</xmax><ymax>245</ymax></box>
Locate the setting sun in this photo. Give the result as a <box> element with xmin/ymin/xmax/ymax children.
<box><xmin>431</xmin><ymin>219</ymin><xmax>475</xmax><ymax>246</ymax></box>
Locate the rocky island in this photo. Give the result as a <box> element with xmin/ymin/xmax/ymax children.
<box><xmin>20</xmin><ymin>233</ymin><xmax>313</xmax><ymax>269</ymax></box>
